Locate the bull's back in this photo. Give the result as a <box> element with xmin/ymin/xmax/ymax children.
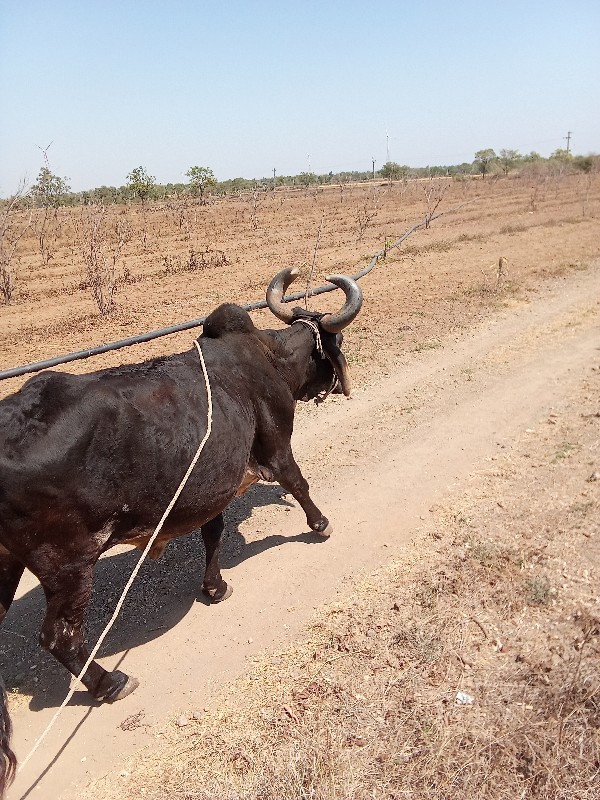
<box><xmin>0</xmin><ymin>358</ymin><xmax>259</xmax><ymax>550</ymax></box>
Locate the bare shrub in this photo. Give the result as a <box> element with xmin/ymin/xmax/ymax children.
<box><xmin>29</xmin><ymin>160</ymin><xmax>70</xmax><ymax>266</ymax></box>
<box><xmin>355</xmin><ymin>199</ymin><xmax>378</xmax><ymax>242</ymax></box>
<box><xmin>422</xmin><ymin>178</ymin><xmax>448</xmax><ymax>228</ymax></box>
<box><xmin>78</xmin><ymin>206</ymin><xmax>131</xmax><ymax>314</ymax></box>
<box><xmin>579</xmin><ymin>174</ymin><xmax>593</xmax><ymax>217</ymax></box>
<box><xmin>493</xmin><ymin>255</ymin><xmax>508</xmax><ymax>292</ymax></box>
<box><xmin>161</xmin><ymin>246</ymin><xmax>229</xmax><ymax>277</ymax></box>
<box><xmin>0</xmin><ymin>185</ymin><xmax>32</xmax><ymax>304</ymax></box>
<box><xmin>249</xmin><ymin>189</ymin><xmax>264</xmax><ymax>230</ymax></box>
<box><xmin>171</xmin><ymin>198</ymin><xmax>191</xmax><ymax>240</ymax></box>
<box><xmin>34</xmin><ymin>205</ymin><xmax>61</xmax><ymax>266</ymax></box>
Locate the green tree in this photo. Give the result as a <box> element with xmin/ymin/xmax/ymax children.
<box><xmin>185</xmin><ymin>166</ymin><xmax>217</xmax><ymax>201</ymax></box>
<box><xmin>573</xmin><ymin>155</ymin><xmax>594</xmax><ymax>173</ymax></box>
<box><xmin>473</xmin><ymin>149</ymin><xmax>497</xmax><ymax>178</ymax></box>
<box><xmin>379</xmin><ymin>162</ymin><xmax>407</xmax><ymax>182</ymax></box>
<box><xmin>298</xmin><ymin>171</ymin><xmax>317</xmax><ymax>187</ymax></box>
<box><xmin>29</xmin><ymin>167</ymin><xmax>71</xmax><ymax>207</ymax></box>
<box><xmin>498</xmin><ymin>149</ymin><xmax>521</xmax><ymax>175</ymax></box>
<box><xmin>550</xmin><ymin>148</ymin><xmax>572</xmax><ymax>162</ymax></box>
<box><xmin>126</xmin><ymin>166</ymin><xmax>156</xmax><ymax>203</ymax></box>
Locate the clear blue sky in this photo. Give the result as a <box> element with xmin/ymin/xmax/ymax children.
<box><xmin>1</xmin><ymin>0</ymin><xmax>598</xmax><ymax>193</ymax></box>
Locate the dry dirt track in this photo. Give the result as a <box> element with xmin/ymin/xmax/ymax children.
<box><xmin>5</xmin><ymin>262</ymin><xmax>600</xmax><ymax>799</ymax></box>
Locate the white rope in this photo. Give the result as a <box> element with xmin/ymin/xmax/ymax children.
<box><xmin>18</xmin><ymin>339</ymin><xmax>212</xmax><ymax>774</ymax></box>
<box><xmin>292</xmin><ymin>318</ymin><xmax>325</xmax><ymax>358</ymax></box>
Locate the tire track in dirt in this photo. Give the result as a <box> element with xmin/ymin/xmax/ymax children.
<box><xmin>5</xmin><ymin>265</ymin><xmax>600</xmax><ymax>799</ymax></box>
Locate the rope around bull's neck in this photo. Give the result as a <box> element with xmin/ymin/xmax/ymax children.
<box><xmin>18</xmin><ymin>339</ymin><xmax>213</xmax><ymax>776</ymax></box>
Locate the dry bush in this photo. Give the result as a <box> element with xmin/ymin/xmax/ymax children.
<box><xmin>161</xmin><ymin>246</ymin><xmax>229</xmax><ymax>277</ymax></box>
<box><xmin>0</xmin><ymin>188</ymin><xmax>31</xmax><ymax>304</ymax></box>
<box><xmin>355</xmin><ymin>199</ymin><xmax>379</xmax><ymax>242</ymax></box>
<box><xmin>248</xmin><ymin>189</ymin><xmax>265</xmax><ymax>230</ymax></box>
<box><xmin>422</xmin><ymin>179</ymin><xmax>448</xmax><ymax>228</ymax></box>
<box><xmin>78</xmin><ymin>205</ymin><xmax>132</xmax><ymax>314</ymax></box>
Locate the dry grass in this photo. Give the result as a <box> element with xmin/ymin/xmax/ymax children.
<box><xmin>85</xmin><ymin>370</ymin><xmax>600</xmax><ymax>800</ymax></box>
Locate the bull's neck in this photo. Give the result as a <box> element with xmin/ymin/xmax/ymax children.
<box><xmin>263</xmin><ymin>323</ymin><xmax>317</xmax><ymax>398</ymax></box>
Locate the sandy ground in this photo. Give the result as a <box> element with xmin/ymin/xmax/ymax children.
<box><xmin>3</xmin><ymin>260</ymin><xmax>598</xmax><ymax>799</ymax></box>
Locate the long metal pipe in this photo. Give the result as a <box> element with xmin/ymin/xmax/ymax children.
<box><xmin>0</xmin><ymin>215</ymin><xmax>438</xmax><ymax>382</ymax></box>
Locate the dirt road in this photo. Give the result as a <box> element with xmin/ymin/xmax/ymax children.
<box><xmin>5</xmin><ymin>263</ymin><xmax>599</xmax><ymax>799</ymax></box>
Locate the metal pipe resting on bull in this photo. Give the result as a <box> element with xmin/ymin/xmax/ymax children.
<box><xmin>0</xmin><ymin>213</ymin><xmax>441</xmax><ymax>382</ymax></box>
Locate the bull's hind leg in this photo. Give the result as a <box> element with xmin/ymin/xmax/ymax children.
<box><xmin>266</xmin><ymin>446</ymin><xmax>332</xmax><ymax>537</ymax></box>
<box><xmin>200</xmin><ymin>514</ymin><xmax>232</xmax><ymax>603</ymax></box>
<box><xmin>0</xmin><ymin>548</ymin><xmax>25</xmax><ymax>625</ymax></box>
<box><xmin>36</xmin><ymin>558</ymin><xmax>138</xmax><ymax>702</ymax></box>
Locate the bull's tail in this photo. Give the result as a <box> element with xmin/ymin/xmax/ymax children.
<box><xmin>0</xmin><ymin>677</ymin><xmax>16</xmax><ymax>798</ymax></box>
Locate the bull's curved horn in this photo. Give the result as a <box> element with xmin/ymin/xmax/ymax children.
<box><xmin>320</xmin><ymin>275</ymin><xmax>363</xmax><ymax>333</ymax></box>
<box><xmin>266</xmin><ymin>267</ymin><xmax>300</xmax><ymax>324</ymax></box>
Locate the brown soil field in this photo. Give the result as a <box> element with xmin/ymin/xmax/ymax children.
<box><xmin>1</xmin><ymin>173</ymin><xmax>598</xmax><ymax>396</ymax></box>
<box><xmin>1</xmin><ymin>173</ymin><xmax>600</xmax><ymax>799</ymax></box>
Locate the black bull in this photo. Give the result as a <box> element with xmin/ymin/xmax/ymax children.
<box><xmin>0</xmin><ymin>268</ymin><xmax>361</xmax><ymax>759</ymax></box>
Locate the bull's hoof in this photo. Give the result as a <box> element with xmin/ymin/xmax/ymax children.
<box><xmin>311</xmin><ymin>518</ymin><xmax>333</xmax><ymax>538</ymax></box>
<box><xmin>95</xmin><ymin>670</ymin><xmax>139</xmax><ymax>703</ymax></box>
<box><xmin>107</xmin><ymin>674</ymin><xmax>139</xmax><ymax>702</ymax></box>
<box><xmin>203</xmin><ymin>583</ymin><xmax>233</xmax><ymax>603</ymax></box>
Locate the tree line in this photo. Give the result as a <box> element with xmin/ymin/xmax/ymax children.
<box><xmin>7</xmin><ymin>148</ymin><xmax>599</xmax><ymax>209</ymax></box>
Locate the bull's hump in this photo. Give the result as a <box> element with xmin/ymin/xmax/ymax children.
<box><xmin>202</xmin><ymin>304</ymin><xmax>255</xmax><ymax>338</ymax></box>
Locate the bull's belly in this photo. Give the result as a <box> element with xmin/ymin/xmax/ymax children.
<box><xmin>118</xmin><ymin>463</ymin><xmax>276</xmax><ymax>558</ymax></box>
<box><xmin>235</xmin><ymin>463</ymin><xmax>275</xmax><ymax>497</ymax></box>
<box><xmin>120</xmin><ymin>532</ymin><xmax>175</xmax><ymax>560</ymax></box>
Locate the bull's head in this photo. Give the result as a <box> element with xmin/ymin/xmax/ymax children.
<box><xmin>266</xmin><ymin>267</ymin><xmax>363</xmax><ymax>401</ymax></box>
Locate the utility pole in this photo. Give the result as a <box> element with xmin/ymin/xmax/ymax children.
<box><xmin>372</xmin><ymin>158</ymin><xmax>376</xmax><ymax>180</ymax></box>
<box><xmin>307</xmin><ymin>154</ymin><xmax>311</xmax><ymax>173</ymax></box>
<box><xmin>273</xmin><ymin>167</ymin><xmax>276</xmax><ymax>189</ymax></box>
<box><xmin>564</xmin><ymin>131</ymin><xmax>573</xmax><ymax>155</ymax></box>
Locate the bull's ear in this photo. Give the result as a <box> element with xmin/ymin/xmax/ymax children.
<box><xmin>323</xmin><ymin>340</ymin><xmax>352</xmax><ymax>397</ymax></box>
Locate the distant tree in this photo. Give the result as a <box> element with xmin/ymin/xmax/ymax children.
<box><xmin>93</xmin><ymin>186</ymin><xmax>119</xmax><ymax>204</ymax></box>
<box><xmin>573</xmin><ymin>155</ymin><xmax>595</xmax><ymax>173</ymax></box>
<box><xmin>29</xmin><ymin>167</ymin><xmax>71</xmax><ymax>208</ymax></box>
<box><xmin>126</xmin><ymin>166</ymin><xmax>156</xmax><ymax>203</ymax></box>
<box><xmin>185</xmin><ymin>166</ymin><xmax>217</xmax><ymax>202</ymax></box>
<box><xmin>550</xmin><ymin>148</ymin><xmax>572</xmax><ymax>162</ymax></box>
<box><xmin>498</xmin><ymin>149</ymin><xmax>521</xmax><ymax>175</ymax></box>
<box><xmin>473</xmin><ymin>149</ymin><xmax>497</xmax><ymax>178</ymax></box>
<box><xmin>523</xmin><ymin>151</ymin><xmax>542</xmax><ymax>162</ymax></box>
<box><xmin>298</xmin><ymin>172</ymin><xmax>317</xmax><ymax>187</ymax></box>
<box><xmin>379</xmin><ymin>162</ymin><xmax>407</xmax><ymax>182</ymax></box>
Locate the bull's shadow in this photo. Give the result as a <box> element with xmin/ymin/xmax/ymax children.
<box><xmin>0</xmin><ymin>483</ymin><xmax>326</xmax><ymax>711</ymax></box>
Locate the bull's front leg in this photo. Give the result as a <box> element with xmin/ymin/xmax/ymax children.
<box><xmin>267</xmin><ymin>446</ymin><xmax>332</xmax><ymax>537</ymax></box>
